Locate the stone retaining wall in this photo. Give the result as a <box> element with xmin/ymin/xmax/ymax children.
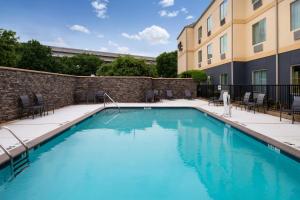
<box><xmin>0</xmin><ymin>67</ymin><xmax>197</xmax><ymax>121</ymax></box>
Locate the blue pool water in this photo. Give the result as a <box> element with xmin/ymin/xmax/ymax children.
<box><xmin>0</xmin><ymin>108</ymin><xmax>300</xmax><ymax>200</ymax></box>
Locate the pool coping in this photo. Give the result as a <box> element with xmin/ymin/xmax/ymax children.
<box><xmin>0</xmin><ymin>105</ymin><xmax>299</xmax><ymax>167</ymax></box>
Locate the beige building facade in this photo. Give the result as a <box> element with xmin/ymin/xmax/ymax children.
<box><xmin>178</xmin><ymin>0</ymin><xmax>300</xmax><ymax>85</ymax></box>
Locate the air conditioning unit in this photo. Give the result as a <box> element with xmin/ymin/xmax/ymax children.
<box><xmin>207</xmin><ymin>59</ymin><xmax>212</xmax><ymax>65</ymax></box>
<box><xmin>198</xmin><ymin>63</ymin><xmax>202</xmax><ymax>68</ymax></box>
<box><xmin>220</xmin><ymin>53</ymin><xmax>226</xmax><ymax>60</ymax></box>
<box><xmin>253</xmin><ymin>0</ymin><xmax>262</xmax><ymax>10</ymax></box>
<box><xmin>294</xmin><ymin>30</ymin><xmax>300</xmax><ymax>41</ymax></box>
<box><xmin>198</xmin><ymin>39</ymin><xmax>202</xmax><ymax>44</ymax></box>
<box><xmin>254</xmin><ymin>43</ymin><xmax>263</xmax><ymax>53</ymax></box>
<box><xmin>220</xmin><ymin>18</ymin><xmax>226</xmax><ymax>26</ymax></box>
<box><xmin>207</xmin><ymin>31</ymin><xmax>211</xmax><ymax>37</ymax></box>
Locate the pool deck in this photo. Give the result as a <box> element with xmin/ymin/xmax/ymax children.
<box><xmin>0</xmin><ymin>99</ymin><xmax>300</xmax><ymax>164</ymax></box>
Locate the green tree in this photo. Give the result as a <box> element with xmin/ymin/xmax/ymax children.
<box><xmin>0</xmin><ymin>29</ymin><xmax>19</xmax><ymax>67</ymax></box>
<box><xmin>156</xmin><ymin>51</ymin><xmax>177</xmax><ymax>78</ymax></box>
<box><xmin>69</xmin><ymin>54</ymin><xmax>103</xmax><ymax>76</ymax></box>
<box><xmin>179</xmin><ymin>70</ymin><xmax>207</xmax><ymax>84</ymax></box>
<box><xmin>17</xmin><ymin>40</ymin><xmax>56</xmax><ymax>72</ymax></box>
<box><xmin>97</xmin><ymin>56</ymin><xmax>158</xmax><ymax>77</ymax></box>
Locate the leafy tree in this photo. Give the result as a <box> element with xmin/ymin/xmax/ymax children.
<box><xmin>17</xmin><ymin>40</ymin><xmax>56</xmax><ymax>72</ymax></box>
<box><xmin>68</xmin><ymin>54</ymin><xmax>103</xmax><ymax>76</ymax></box>
<box><xmin>0</xmin><ymin>29</ymin><xmax>19</xmax><ymax>67</ymax></box>
<box><xmin>156</xmin><ymin>51</ymin><xmax>177</xmax><ymax>78</ymax></box>
<box><xmin>179</xmin><ymin>70</ymin><xmax>207</xmax><ymax>84</ymax></box>
<box><xmin>97</xmin><ymin>56</ymin><xmax>158</xmax><ymax>77</ymax></box>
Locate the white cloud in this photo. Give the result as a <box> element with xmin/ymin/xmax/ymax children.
<box><xmin>44</xmin><ymin>37</ymin><xmax>68</xmax><ymax>47</ymax></box>
<box><xmin>108</xmin><ymin>40</ymin><xmax>130</xmax><ymax>54</ymax></box>
<box><xmin>181</xmin><ymin>7</ymin><xmax>188</xmax><ymax>14</ymax></box>
<box><xmin>122</xmin><ymin>25</ymin><xmax>170</xmax><ymax>45</ymax></box>
<box><xmin>99</xmin><ymin>47</ymin><xmax>108</xmax><ymax>52</ymax></box>
<box><xmin>97</xmin><ymin>34</ymin><xmax>104</xmax><ymax>38</ymax></box>
<box><xmin>159</xmin><ymin>10</ymin><xmax>179</xmax><ymax>18</ymax></box>
<box><xmin>186</xmin><ymin>15</ymin><xmax>194</xmax><ymax>20</ymax></box>
<box><xmin>159</xmin><ymin>0</ymin><xmax>174</xmax><ymax>7</ymax></box>
<box><xmin>69</xmin><ymin>25</ymin><xmax>90</xmax><ymax>34</ymax></box>
<box><xmin>91</xmin><ymin>0</ymin><xmax>109</xmax><ymax>19</ymax></box>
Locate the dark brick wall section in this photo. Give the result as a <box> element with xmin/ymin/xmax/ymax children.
<box><xmin>153</xmin><ymin>78</ymin><xmax>197</xmax><ymax>98</ymax></box>
<box><xmin>0</xmin><ymin>67</ymin><xmax>197</xmax><ymax>121</ymax></box>
<box><xmin>0</xmin><ymin>67</ymin><xmax>76</xmax><ymax>120</ymax></box>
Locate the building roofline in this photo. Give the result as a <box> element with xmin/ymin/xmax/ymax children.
<box><xmin>177</xmin><ymin>0</ymin><xmax>216</xmax><ymax>40</ymax></box>
<box><xmin>49</xmin><ymin>46</ymin><xmax>156</xmax><ymax>61</ymax></box>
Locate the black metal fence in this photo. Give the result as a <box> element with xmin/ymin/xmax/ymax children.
<box><xmin>197</xmin><ymin>85</ymin><xmax>300</xmax><ymax>110</ymax></box>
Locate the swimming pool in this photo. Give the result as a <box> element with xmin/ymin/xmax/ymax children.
<box><xmin>0</xmin><ymin>108</ymin><xmax>300</xmax><ymax>200</ymax></box>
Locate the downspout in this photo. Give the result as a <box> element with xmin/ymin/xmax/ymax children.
<box><xmin>275</xmin><ymin>0</ymin><xmax>279</xmax><ymax>101</ymax></box>
<box><xmin>231</xmin><ymin>0</ymin><xmax>234</xmax><ymax>85</ymax></box>
<box><xmin>186</xmin><ymin>30</ymin><xmax>189</xmax><ymax>72</ymax></box>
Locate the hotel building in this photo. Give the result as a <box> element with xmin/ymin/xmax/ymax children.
<box><xmin>177</xmin><ymin>0</ymin><xmax>300</xmax><ymax>85</ymax></box>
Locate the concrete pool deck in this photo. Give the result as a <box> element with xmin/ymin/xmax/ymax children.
<box><xmin>0</xmin><ymin>99</ymin><xmax>300</xmax><ymax>164</ymax></box>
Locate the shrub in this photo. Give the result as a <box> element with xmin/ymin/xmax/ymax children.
<box><xmin>179</xmin><ymin>70</ymin><xmax>207</xmax><ymax>83</ymax></box>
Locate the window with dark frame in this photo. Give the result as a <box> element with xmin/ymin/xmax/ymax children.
<box><xmin>207</xmin><ymin>44</ymin><xmax>212</xmax><ymax>60</ymax></box>
<box><xmin>198</xmin><ymin>26</ymin><xmax>202</xmax><ymax>44</ymax></box>
<box><xmin>220</xmin><ymin>0</ymin><xmax>227</xmax><ymax>26</ymax></box>
<box><xmin>291</xmin><ymin>0</ymin><xmax>300</xmax><ymax>31</ymax></box>
<box><xmin>207</xmin><ymin>16</ymin><xmax>212</xmax><ymax>36</ymax></box>
<box><xmin>252</xmin><ymin>18</ymin><xmax>266</xmax><ymax>45</ymax></box>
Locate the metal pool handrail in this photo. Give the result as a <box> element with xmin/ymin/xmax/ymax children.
<box><xmin>104</xmin><ymin>93</ymin><xmax>120</xmax><ymax>112</ymax></box>
<box><xmin>0</xmin><ymin>126</ymin><xmax>29</xmax><ymax>151</ymax></box>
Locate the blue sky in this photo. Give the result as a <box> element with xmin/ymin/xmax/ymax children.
<box><xmin>0</xmin><ymin>0</ymin><xmax>210</xmax><ymax>57</ymax></box>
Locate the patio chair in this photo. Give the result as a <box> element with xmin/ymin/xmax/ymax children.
<box><xmin>246</xmin><ymin>93</ymin><xmax>266</xmax><ymax>114</ymax></box>
<box><xmin>184</xmin><ymin>89</ymin><xmax>192</xmax><ymax>100</ymax></box>
<box><xmin>237</xmin><ymin>92</ymin><xmax>251</xmax><ymax>110</ymax></box>
<box><xmin>145</xmin><ymin>90</ymin><xmax>154</xmax><ymax>103</ymax></box>
<box><xmin>208</xmin><ymin>90</ymin><xmax>226</xmax><ymax>106</ymax></box>
<box><xmin>166</xmin><ymin>90</ymin><xmax>174</xmax><ymax>100</ymax></box>
<box><xmin>153</xmin><ymin>90</ymin><xmax>160</xmax><ymax>102</ymax></box>
<box><xmin>34</xmin><ymin>94</ymin><xmax>55</xmax><ymax>115</ymax></box>
<box><xmin>19</xmin><ymin>95</ymin><xmax>43</xmax><ymax>119</ymax></box>
<box><xmin>86</xmin><ymin>91</ymin><xmax>96</xmax><ymax>104</ymax></box>
<box><xmin>95</xmin><ymin>91</ymin><xmax>105</xmax><ymax>103</ymax></box>
<box><xmin>280</xmin><ymin>96</ymin><xmax>300</xmax><ymax>124</ymax></box>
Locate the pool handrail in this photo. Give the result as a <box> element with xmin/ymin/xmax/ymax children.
<box><xmin>0</xmin><ymin>126</ymin><xmax>29</xmax><ymax>152</ymax></box>
<box><xmin>103</xmin><ymin>93</ymin><xmax>120</xmax><ymax>112</ymax></box>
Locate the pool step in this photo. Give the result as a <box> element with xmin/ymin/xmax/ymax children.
<box><xmin>11</xmin><ymin>152</ymin><xmax>30</xmax><ymax>176</ymax></box>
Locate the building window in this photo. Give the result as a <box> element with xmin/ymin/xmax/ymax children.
<box><xmin>292</xmin><ymin>66</ymin><xmax>300</xmax><ymax>84</ymax></box>
<box><xmin>220</xmin><ymin>73</ymin><xmax>228</xmax><ymax>85</ymax></box>
<box><xmin>252</xmin><ymin>70</ymin><xmax>267</xmax><ymax>93</ymax></box>
<box><xmin>207</xmin><ymin>16</ymin><xmax>212</xmax><ymax>36</ymax></box>
<box><xmin>198</xmin><ymin>26</ymin><xmax>202</xmax><ymax>44</ymax></box>
<box><xmin>291</xmin><ymin>0</ymin><xmax>300</xmax><ymax>31</ymax></box>
<box><xmin>198</xmin><ymin>50</ymin><xmax>202</xmax><ymax>64</ymax></box>
<box><xmin>207</xmin><ymin>44</ymin><xmax>213</xmax><ymax>59</ymax></box>
<box><xmin>252</xmin><ymin>18</ymin><xmax>266</xmax><ymax>45</ymax></box>
<box><xmin>220</xmin><ymin>34</ymin><xmax>228</xmax><ymax>55</ymax></box>
<box><xmin>220</xmin><ymin>0</ymin><xmax>228</xmax><ymax>25</ymax></box>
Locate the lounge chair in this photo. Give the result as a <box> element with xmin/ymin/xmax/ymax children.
<box><xmin>208</xmin><ymin>90</ymin><xmax>226</xmax><ymax>106</ymax></box>
<box><xmin>145</xmin><ymin>90</ymin><xmax>154</xmax><ymax>103</ymax></box>
<box><xmin>19</xmin><ymin>95</ymin><xmax>43</xmax><ymax>119</ymax></box>
<box><xmin>280</xmin><ymin>96</ymin><xmax>300</xmax><ymax>124</ymax></box>
<box><xmin>184</xmin><ymin>89</ymin><xmax>192</xmax><ymax>99</ymax></box>
<box><xmin>246</xmin><ymin>93</ymin><xmax>266</xmax><ymax>114</ymax></box>
<box><xmin>95</xmin><ymin>91</ymin><xmax>105</xmax><ymax>103</ymax></box>
<box><xmin>34</xmin><ymin>94</ymin><xmax>55</xmax><ymax>115</ymax></box>
<box><xmin>166</xmin><ymin>90</ymin><xmax>174</xmax><ymax>100</ymax></box>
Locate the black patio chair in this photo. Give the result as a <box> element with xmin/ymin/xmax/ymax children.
<box><xmin>166</xmin><ymin>90</ymin><xmax>174</xmax><ymax>100</ymax></box>
<box><xmin>237</xmin><ymin>92</ymin><xmax>251</xmax><ymax>110</ymax></box>
<box><xmin>86</xmin><ymin>91</ymin><xmax>96</xmax><ymax>104</ymax></box>
<box><xmin>153</xmin><ymin>90</ymin><xmax>160</xmax><ymax>102</ymax></box>
<box><xmin>184</xmin><ymin>89</ymin><xmax>192</xmax><ymax>100</ymax></box>
<box><xmin>208</xmin><ymin>90</ymin><xmax>226</xmax><ymax>106</ymax></box>
<box><xmin>145</xmin><ymin>90</ymin><xmax>154</xmax><ymax>103</ymax></box>
<box><xmin>34</xmin><ymin>94</ymin><xmax>55</xmax><ymax>115</ymax></box>
<box><xmin>19</xmin><ymin>95</ymin><xmax>43</xmax><ymax>119</ymax></box>
<box><xmin>280</xmin><ymin>96</ymin><xmax>300</xmax><ymax>124</ymax></box>
<box><xmin>246</xmin><ymin>93</ymin><xmax>266</xmax><ymax>114</ymax></box>
<box><xmin>95</xmin><ymin>91</ymin><xmax>105</xmax><ymax>103</ymax></box>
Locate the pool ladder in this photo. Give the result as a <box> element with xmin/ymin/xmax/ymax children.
<box><xmin>0</xmin><ymin>126</ymin><xmax>30</xmax><ymax>177</ymax></box>
<box><xmin>104</xmin><ymin>93</ymin><xmax>120</xmax><ymax>112</ymax></box>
